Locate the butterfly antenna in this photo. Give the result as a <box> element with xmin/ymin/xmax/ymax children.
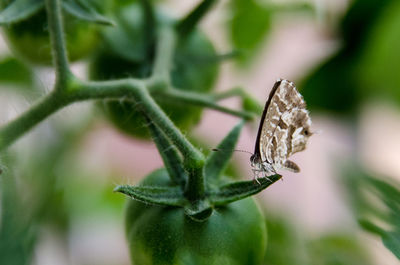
<box><xmin>212</xmin><ymin>148</ymin><xmax>254</xmax><ymax>155</ymax></box>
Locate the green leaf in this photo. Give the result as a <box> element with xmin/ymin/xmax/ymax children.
<box><xmin>209</xmin><ymin>174</ymin><xmax>281</xmax><ymax>205</ymax></box>
<box><xmin>204</xmin><ymin>120</ymin><xmax>244</xmax><ymax>181</ymax></box>
<box><xmin>382</xmin><ymin>231</ymin><xmax>400</xmax><ymax>259</ymax></box>
<box><xmin>0</xmin><ymin>162</ymin><xmax>37</xmax><ymax>264</ymax></box>
<box><xmin>114</xmin><ymin>185</ymin><xmax>185</xmax><ymax>206</ymax></box>
<box><xmin>62</xmin><ymin>0</ymin><xmax>114</xmax><ymax>26</ymax></box>
<box><xmin>340</xmin><ymin>0</ymin><xmax>394</xmax><ymax>53</ymax></box>
<box><xmin>0</xmin><ymin>0</ymin><xmax>43</xmax><ymax>25</ymax></box>
<box><xmin>0</xmin><ymin>56</ymin><xmax>33</xmax><ymax>88</ymax></box>
<box><xmin>242</xmin><ymin>93</ymin><xmax>263</xmax><ymax>114</ymax></box>
<box><xmin>299</xmin><ymin>53</ymin><xmax>359</xmax><ymax>114</ymax></box>
<box><xmin>356</xmin><ymin>0</ymin><xmax>400</xmax><ymax>107</ymax></box>
<box><xmin>101</xmin><ymin>4</ymin><xmax>149</xmax><ymax>62</ymax></box>
<box><xmin>343</xmin><ymin>166</ymin><xmax>400</xmax><ymax>260</ymax></box>
<box><xmin>176</xmin><ymin>0</ymin><xmax>216</xmax><ymax>38</ymax></box>
<box><xmin>146</xmin><ymin>118</ymin><xmax>187</xmax><ymax>187</ymax></box>
<box><xmin>229</xmin><ymin>0</ymin><xmax>271</xmax><ymax>63</ymax></box>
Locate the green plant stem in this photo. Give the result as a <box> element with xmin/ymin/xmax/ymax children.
<box><xmin>212</xmin><ymin>87</ymin><xmax>245</xmax><ymax>100</ymax></box>
<box><xmin>155</xmin><ymin>88</ymin><xmax>254</xmax><ymax>120</ymax></box>
<box><xmin>176</xmin><ymin>0</ymin><xmax>217</xmax><ymax>38</ymax></box>
<box><xmin>77</xmin><ymin>79</ymin><xmax>206</xmax><ymax>200</ymax></box>
<box><xmin>185</xmin><ymin>166</ymin><xmax>205</xmax><ymax>201</ymax></box>
<box><xmin>149</xmin><ymin>26</ymin><xmax>176</xmax><ymax>86</ymax></box>
<box><xmin>45</xmin><ymin>0</ymin><xmax>71</xmax><ymax>87</ymax></box>
<box><xmin>75</xmin><ymin>80</ymin><xmax>205</xmax><ymax>163</ymax></box>
<box><xmin>0</xmin><ymin>90</ymin><xmax>70</xmax><ymax>151</ymax></box>
<box><xmin>139</xmin><ymin>0</ymin><xmax>156</xmax><ymax>61</ymax></box>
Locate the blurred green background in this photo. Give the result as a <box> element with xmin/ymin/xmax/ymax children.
<box><xmin>1</xmin><ymin>0</ymin><xmax>400</xmax><ymax>264</ymax></box>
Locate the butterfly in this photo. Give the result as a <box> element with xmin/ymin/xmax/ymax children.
<box><xmin>250</xmin><ymin>79</ymin><xmax>312</xmax><ymax>182</ymax></box>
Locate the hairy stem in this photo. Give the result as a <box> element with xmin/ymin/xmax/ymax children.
<box><xmin>0</xmin><ymin>90</ymin><xmax>70</xmax><ymax>151</ymax></box>
<box><xmin>185</xmin><ymin>166</ymin><xmax>205</xmax><ymax>201</ymax></box>
<box><xmin>45</xmin><ymin>0</ymin><xmax>71</xmax><ymax>87</ymax></box>
<box><xmin>155</xmin><ymin>88</ymin><xmax>254</xmax><ymax>120</ymax></box>
<box><xmin>212</xmin><ymin>87</ymin><xmax>245</xmax><ymax>100</ymax></box>
<box><xmin>74</xmin><ymin>80</ymin><xmax>205</xmax><ymax>166</ymax></box>
<box><xmin>75</xmin><ymin>79</ymin><xmax>206</xmax><ymax>200</ymax></box>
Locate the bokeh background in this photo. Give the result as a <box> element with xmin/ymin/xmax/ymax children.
<box><xmin>1</xmin><ymin>0</ymin><xmax>400</xmax><ymax>264</ymax></box>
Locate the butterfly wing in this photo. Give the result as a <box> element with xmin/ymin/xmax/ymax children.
<box><xmin>259</xmin><ymin>80</ymin><xmax>312</xmax><ymax>170</ymax></box>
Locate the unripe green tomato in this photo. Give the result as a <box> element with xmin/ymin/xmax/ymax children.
<box><xmin>125</xmin><ymin>169</ymin><xmax>267</xmax><ymax>265</ymax></box>
<box><xmin>89</xmin><ymin>3</ymin><xmax>219</xmax><ymax>139</ymax></box>
<box><xmin>1</xmin><ymin>0</ymin><xmax>110</xmax><ymax>65</ymax></box>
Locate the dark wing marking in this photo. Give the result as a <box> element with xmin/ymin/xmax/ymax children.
<box><xmin>252</xmin><ymin>79</ymin><xmax>282</xmax><ymax>162</ymax></box>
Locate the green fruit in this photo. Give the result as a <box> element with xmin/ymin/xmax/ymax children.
<box><xmin>125</xmin><ymin>168</ymin><xmax>267</xmax><ymax>265</ymax></box>
<box><xmin>90</xmin><ymin>3</ymin><xmax>219</xmax><ymax>139</ymax></box>
<box><xmin>2</xmin><ymin>1</ymin><xmax>108</xmax><ymax>65</ymax></box>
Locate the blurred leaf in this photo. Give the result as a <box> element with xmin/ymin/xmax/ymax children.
<box><xmin>340</xmin><ymin>0</ymin><xmax>394</xmax><ymax>54</ymax></box>
<box><xmin>101</xmin><ymin>5</ymin><xmax>148</xmax><ymax>62</ymax></box>
<box><xmin>343</xmin><ymin>166</ymin><xmax>400</xmax><ymax>260</ymax></box>
<box><xmin>357</xmin><ymin>0</ymin><xmax>400</xmax><ymax>106</ymax></box>
<box><xmin>0</xmin><ymin>0</ymin><xmax>43</xmax><ymax>25</ymax></box>
<box><xmin>307</xmin><ymin>234</ymin><xmax>374</xmax><ymax>265</ymax></box>
<box><xmin>300</xmin><ymin>0</ymin><xmax>398</xmax><ymax>115</ymax></box>
<box><xmin>299</xmin><ymin>53</ymin><xmax>359</xmax><ymax>114</ymax></box>
<box><xmin>269</xmin><ymin>2</ymin><xmax>314</xmax><ymax>14</ymax></box>
<box><xmin>176</xmin><ymin>0</ymin><xmax>216</xmax><ymax>38</ymax></box>
<box><xmin>0</xmin><ymin>56</ymin><xmax>33</xmax><ymax>89</ymax></box>
<box><xmin>242</xmin><ymin>93</ymin><xmax>263</xmax><ymax>115</ymax></box>
<box><xmin>382</xmin><ymin>231</ymin><xmax>400</xmax><ymax>259</ymax></box>
<box><xmin>0</xmin><ymin>160</ymin><xmax>37</xmax><ymax>265</ymax></box>
<box><xmin>228</xmin><ymin>0</ymin><xmax>271</xmax><ymax>63</ymax></box>
<box><xmin>62</xmin><ymin>0</ymin><xmax>115</xmax><ymax>25</ymax></box>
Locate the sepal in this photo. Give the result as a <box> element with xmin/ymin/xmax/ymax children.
<box><xmin>114</xmin><ymin>185</ymin><xmax>185</xmax><ymax>207</ymax></box>
<box><xmin>146</xmin><ymin>118</ymin><xmax>187</xmax><ymax>187</ymax></box>
<box><xmin>209</xmin><ymin>174</ymin><xmax>281</xmax><ymax>206</ymax></box>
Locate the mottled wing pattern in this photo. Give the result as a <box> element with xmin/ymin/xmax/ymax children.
<box><xmin>258</xmin><ymin>79</ymin><xmax>312</xmax><ymax>172</ymax></box>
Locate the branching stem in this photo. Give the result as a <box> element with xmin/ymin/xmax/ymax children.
<box><xmin>0</xmin><ymin>89</ymin><xmax>71</xmax><ymax>151</ymax></box>
<box><xmin>45</xmin><ymin>0</ymin><xmax>71</xmax><ymax>88</ymax></box>
<box><xmin>149</xmin><ymin>26</ymin><xmax>176</xmax><ymax>87</ymax></box>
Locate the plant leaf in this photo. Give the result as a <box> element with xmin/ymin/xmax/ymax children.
<box><xmin>176</xmin><ymin>0</ymin><xmax>216</xmax><ymax>38</ymax></box>
<box><xmin>204</xmin><ymin>120</ymin><xmax>244</xmax><ymax>182</ymax></box>
<box><xmin>343</xmin><ymin>166</ymin><xmax>400</xmax><ymax>260</ymax></box>
<box><xmin>0</xmin><ymin>0</ymin><xmax>43</xmax><ymax>25</ymax></box>
<box><xmin>146</xmin><ymin>118</ymin><xmax>187</xmax><ymax>187</ymax></box>
<box><xmin>209</xmin><ymin>174</ymin><xmax>281</xmax><ymax>205</ymax></box>
<box><xmin>0</xmin><ymin>56</ymin><xmax>33</xmax><ymax>88</ymax></box>
<box><xmin>114</xmin><ymin>185</ymin><xmax>185</xmax><ymax>207</ymax></box>
<box><xmin>62</xmin><ymin>0</ymin><xmax>114</xmax><ymax>26</ymax></box>
<box><xmin>242</xmin><ymin>93</ymin><xmax>263</xmax><ymax>114</ymax></box>
<box><xmin>382</xmin><ymin>231</ymin><xmax>400</xmax><ymax>259</ymax></box>
<box><xmin>229</xmin><ymin>0</ymin><xmax>271</xmax><ymax>63</ymax></box>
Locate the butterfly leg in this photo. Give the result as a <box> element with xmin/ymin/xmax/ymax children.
<box><xmin>262</xmin><ymin>171</ymin><xmax>273</xmax><ymax>184</ymax></box>
<box><xmin>252</xmin><ymin>169</ymin><xmax>261</xmax><ymax>185</ymax></box>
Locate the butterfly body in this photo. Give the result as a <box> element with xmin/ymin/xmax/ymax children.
<box><xmin>251</xmin><ymin>79</ymin><xmax>312</xmax><ymax>180</ymax></box>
